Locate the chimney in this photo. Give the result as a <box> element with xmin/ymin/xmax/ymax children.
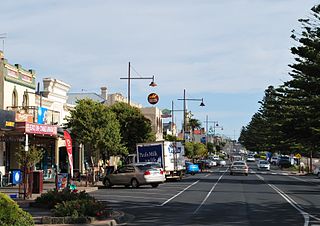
<box><xmin>101</xmin><ymin>86</ymin><xmax>108</xmax><ymax>100</ymax></box>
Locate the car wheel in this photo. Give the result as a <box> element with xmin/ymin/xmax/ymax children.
<box><xmin>317</xmin><ymin>172</ymin><xmax>320</xmax><ymax>178</ymax></box>
<box><xmin>103</xmin><ymin>178</ymin><xmax>112</xmax><ymax>188</ymax></box>
<box><xmin>230</xmin><ymin>172</ymin><xmax>233</xmax><ymax>175</ymax></box>
<box><xmin>245</xmin><ymin>173</ymin><xmax>248</xmax><ymax>176</ymax></box>
<box><xmin>131</xmin><ymin>178</ymin><xmax>139</xmax><ymax>188</ymax></box>
<box><xmin>151</xmin><ymin>183</ymin><xmax>159</xmax><ymax>188</ymax></box>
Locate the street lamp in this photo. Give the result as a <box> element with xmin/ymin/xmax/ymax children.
<box><xmin>177</xmin><ymin>89</ymin><xmax>205</xmax><ymax>142</ymax></box>
<box><xmin>120</xmin><ymin>62</ymin><xmax>157</xmax><ymax>105</ymax></box>
<box><xmin>170</xmin><ymin>100</ymin><xmax>185</xmax><ymax>136</ymax></box>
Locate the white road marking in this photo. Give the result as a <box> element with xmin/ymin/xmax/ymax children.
<box><xmin>158</xmin><ymin>180</ymin><xmax>200</xmax><ymax>206</ymax></box>
<box><xmin>193</xmin><ymin>169</ymin><xmax>228</xmax><ymax>215</ymax></box>
<box><xmin>256</xmin><ymin>174</ymin><xmax>309</xmax><ymax>226</ymax></box>
<box><xmin>97</xmin><ymin>194</ymin><xmax>167</xmax><ymax>200</ymax></box>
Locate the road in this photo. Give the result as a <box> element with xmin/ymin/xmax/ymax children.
<box><xmin>91</xmin><ymin>162</ymin><xmax>320</xmax><ymax>226</ymax></box>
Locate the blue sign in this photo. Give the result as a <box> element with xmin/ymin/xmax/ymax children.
<box><xmin>168</xmin><ymin>143</ymin><xmax>182</xmax><ymax>154</ymax></box>
<box><xmin>138</xmin><ymin>144</ymin><xmax>163</xmax><ymax>166</ymax></box>
<box><xmin>37</xmin><ymin>107</ymin><xmax>48</xmax><ymax>124</ymax></box>
<box><xmin>11</xmin><ymin>170</ymin><xmax>22</xmax><ymax>184</ymax></box>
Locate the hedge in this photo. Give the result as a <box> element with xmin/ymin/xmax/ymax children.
<box><xmin>0</xmin><ymin>192</ymin><xmax>34</xmax><ymax>226</ymax></box>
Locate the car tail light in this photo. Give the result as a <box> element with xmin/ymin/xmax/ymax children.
<box><xmin>160</xmin><ymin>169</ymin><xmax>164</xmax><ymax>174</ymax></box>
<box><xmin>144</xmin><ymin>171</ymin><xmax>151</xmax><ymax>175</ymax></box>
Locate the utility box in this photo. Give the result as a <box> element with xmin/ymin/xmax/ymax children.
<box><xmin>32</xmin><ymin>171</ymin><xmax>43</xmax><ymax>194</ymax></box>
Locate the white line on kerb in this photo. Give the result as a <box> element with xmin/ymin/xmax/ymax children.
<box><xmin>256</xmin><ymin>174</ymin><xmax>309</xmax><ymax>226</ymax></box>
<box><xmin>193</xmin><ymin>169</ymin><xmax>227</xmax><ymax>214</ymax></box>
<box><xmin>158</xmin><ymin>180</ymin><xmax>199</xmax><ymax>206</ymax></box>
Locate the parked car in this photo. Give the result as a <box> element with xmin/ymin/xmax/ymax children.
<box><xmin>277</xmin><ymin>156</ymin><xmax>291</xmax><ymax>168</ymax></box>
<box><xmin>211</xmin><ymin>155</ymin><xmax>220</xmax><ymax>161</ymax></box>
<box><xmin>103</xmin><ymin>163</ymin><xmax>165</xmax><ymax>188</ymax></box>
<box><xmin>313</xmin><ymin>165</ymin><xmax>320</xmax><ymax>177</ymax></box>
<box><xmin>257</xmin><ymin>160</ymin><xmax>270</xmax><ymax>171</ymax></box>
<box><xmin>246</xmin><ymin>155</ymin><xmax>255</xmax><ymax>162</ymax></box>
<box><xmin>230</xmin><ymin>161</ymin><xmax>249</xmax><ymax>176</ymax></box>
<box><xmin>270</xmin><ymin>156</ymin><xmax>279</xmax><ymax>165</ymax></box>
<box><xmin>185</xmin><ymin>161</ymin><xmax>200</xmax><ymax>175</ymax></box>
<box><xmin>198</xmin><ymin>159</ymin><xmax>216</xmax><ymax>169</ymax></box>
<box><xmin>218</xmin><ymin>159</ymin><xmax>227</xmax><ymax>167</ymax></box>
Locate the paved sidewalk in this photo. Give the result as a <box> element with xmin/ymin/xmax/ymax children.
<box><xmin>0</xmin><ymin>181</ymin><xmax>124</xmax><ymax>225</ymax></box>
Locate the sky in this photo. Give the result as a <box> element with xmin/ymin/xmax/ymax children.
<box><xmin>1</xmin><ymin>0</ymin><xmax>318</xmax><ymax>140</ymax></box>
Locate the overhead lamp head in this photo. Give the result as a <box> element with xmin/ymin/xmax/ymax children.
<box><xmin>200</xmin><ymin>98</ymin><xmax>205</xmax><ymax>107</ymax></box>
<box><xmin>149</xmin><ymin>75</ymin><xmax>157</xmax><ymax>87</ymax></box>
<box><xmin>149</xmin><ymin>81</ymin><xmax>157</xmax><ymax>87</ymax></box>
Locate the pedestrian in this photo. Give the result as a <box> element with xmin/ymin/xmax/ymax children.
<box><xmin>300</xmin><ymin>161</ymin><xmax>305</xmax><ymax>173</ymax></box>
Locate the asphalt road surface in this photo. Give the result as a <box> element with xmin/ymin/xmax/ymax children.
<box><xmin>91</xmin><ymin>163</ymin><xmax>320</xmax><ymax>226</ymax></box>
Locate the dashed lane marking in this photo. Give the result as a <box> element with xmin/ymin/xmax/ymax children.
<box><xmin>193</xmin><ymin>168</ymin><xmax>228</xmax><ymax>215</ymax></box>
<box><xmin>158</xmin><ymin>180</ymin><xmax>200</xmax><ymax>206</ymax></box>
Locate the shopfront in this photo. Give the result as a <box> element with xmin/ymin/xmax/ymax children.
<box><xmin>14</xmin><ymin>122</ymin><xmax>58</xmax><ymax>181</ymax></box>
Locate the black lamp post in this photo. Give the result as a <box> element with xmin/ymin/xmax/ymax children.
<box><xmin>120</xmin><ymin>62</ymin><xmax>157</xmax><ymax>105</ymax></box>
<box><xmin>177</xmin><ymin>89</ymin><xmax>205</xmax><ymax>142</ymax></box>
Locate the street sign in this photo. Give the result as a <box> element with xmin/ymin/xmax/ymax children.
<box><xmin>295</xmin><ymin>153</ymin><xmax>302</xmax><ymax>159</ymax></box>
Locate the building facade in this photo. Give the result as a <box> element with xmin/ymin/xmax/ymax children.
<box><xmin>0</xmin><ymin>51</ymin><xmax>73</xmax><ymax>184</ymax></box>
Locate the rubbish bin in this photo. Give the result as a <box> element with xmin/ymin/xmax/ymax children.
<box><xmin>32</xmin><ymin>170</ymin><xmax>43</xmax><ymax>194</ymax></box>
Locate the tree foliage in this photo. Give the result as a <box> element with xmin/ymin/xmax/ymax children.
<box><xmin>109</xmin><ymin>102</ymin><xmax>155</xmax><ymax>154</ymax></box>
<box><xmin>184</xmin><ymin>142</ymin><xmax>207</xmax><ymax>159</ymax></box>
<box><xmin>239</xmin><ymin>5</ymin><xmax>320</xmax><ymax>159</ymax></box>
<box><xmin>16</xmin><ymin>145</ymin><xmax>44</xmax><ymax>168</ymax></box>
<box><xmin>66</xmin><ymin>99</ymin><xmax>127</xmax><ymax>161</ymax></box>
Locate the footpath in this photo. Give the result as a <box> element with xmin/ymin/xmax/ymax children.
<box><xmin>0</xmin><ymin>181</ymin><xmax>125</xmax><ymax>226</ymax></box>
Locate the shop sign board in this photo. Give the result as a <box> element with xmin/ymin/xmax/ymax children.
<box><xmin>25</xmin><ymin>122</ymin><xmax>57</xmax><ymax>136</ymax></box>
<box><xmin>0</xmin><ymin>110</ymin><xmax>15</xmax><ymax>131</ymax></box>
<box><xmin>147</xmin><ymin>93</ymin><xmax>159</xmax><ymax>105</ymax></box>
<box><xmin>15</xmin><ymin>113</ymin><xmax>34</xmax><ymax>123</ymax></box>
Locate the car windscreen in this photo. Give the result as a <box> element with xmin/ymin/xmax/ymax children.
<box><xmin>259</xmin><ymin>161</ymin><xmax>268</xmax><ymax>164</ymax></box>
<box><xmin>280</xmin><ymin>157</ymin><xmax>289</xmax><ymax>160</ymax></box>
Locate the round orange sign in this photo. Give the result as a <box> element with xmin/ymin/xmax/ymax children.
<box><xmin>148</xmin><ymin>93</ymin><xmax>159</xmax><ymax>105</ymax></box>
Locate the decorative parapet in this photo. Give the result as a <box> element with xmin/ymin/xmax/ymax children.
<box><xmin>2</xmin><ymin>61</ymin><xmax>36</xmax><ymax>89</ymax></box>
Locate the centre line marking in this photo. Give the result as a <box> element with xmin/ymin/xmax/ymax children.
<box><xmin>193</xmin><ymin>169</ymin><xmax>228</xmax><ymax>215</ymax></box>
<box><xmin>158</xmin><ymin>180</ymin><xmax>199</xmax><ymax>206</ymax></box>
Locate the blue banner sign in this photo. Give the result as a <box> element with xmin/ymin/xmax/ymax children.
<box><xmin>137</xmin><ymin>144</ymin><xmax>163</xmax><ymax>165</ymax></box>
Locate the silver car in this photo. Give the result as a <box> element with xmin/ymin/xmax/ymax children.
<box><xmin>103</xmin><ymin>163</ymin><xmax>166</xmax><ymax>188</ymax></box>
<box><xmin>230</xmin><ymin>161</ymin><xmax>249</xmax><ymax>176</ymax></box>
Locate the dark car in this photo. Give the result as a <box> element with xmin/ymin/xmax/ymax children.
<box><xmin>277</xmin><ymin>156</ymin><xmax>291</xmax><ymax>168</ymax></box>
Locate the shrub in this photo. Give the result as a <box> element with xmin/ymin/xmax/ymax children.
<box><xmin>52</xmin><ymin>199</ymin><xmax>108</xmax><ymax>218</ymax></box>
<box><xmin>34</xmin><ymin>188</ymin><xmax>94</xmax><ymax>209</ymax></box>
<box><xmin>0</xmin><ymin>192</ymin><xmax>34</xmax><ymax>226</ymax></box>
